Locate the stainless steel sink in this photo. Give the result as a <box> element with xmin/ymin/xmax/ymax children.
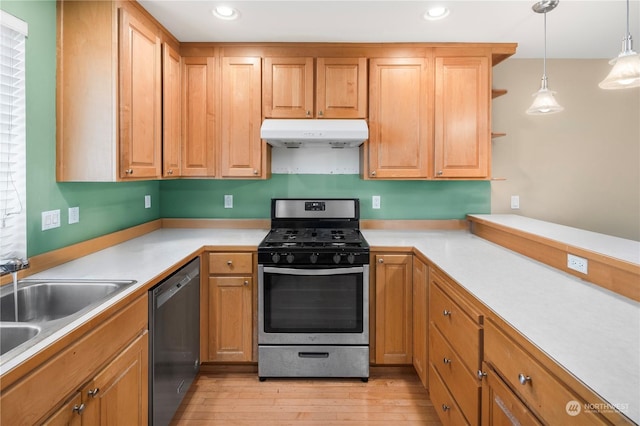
<box><xmin>0</xmin><ymin>279</ymin><xmax>137</xmax><ymax>363</ymax></box>
<box><xmin>0</xmin><ymin>280</ymin><xmax>134</xmax><ymax>322</ymax></box>
<box><xmin>0</xmin><ymin>324</ymin><xmax>41</xmax><ymax>356</ymax></box>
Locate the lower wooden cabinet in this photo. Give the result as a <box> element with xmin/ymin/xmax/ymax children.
<box><xmin>412</xmin><ymin>256</ymin><xmax>429</xmax><ymax>387</ymax></box>
<box><xmin>204</xmin><ymin>251</ymin><xmax>256</xmax><ymax>362</ymax></box>
<box><xmin>1</xmin><ymin>296</ymin><xmax>148</xmax><ymax>426</ymax></box>
<box><xmin>373</xmin><ymin>253</ymin><xmax>413</xmax><ymax>364</ymax></box>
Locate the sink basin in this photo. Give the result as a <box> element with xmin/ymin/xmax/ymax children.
<box><xmin>0</xmin><ymin>279</ymin><xmax>137</xmax><ymax>364</ymax></box>
<box><xmin>0</xmin><ymin>324</ymin><xmax>41</xmax><ymax>356</ymax></box>
<box><xmin>0</xmin><ymin>280</ymin><xmax>136</xmax><ymax>322</ymax></box>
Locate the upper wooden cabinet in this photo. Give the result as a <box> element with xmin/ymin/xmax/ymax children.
<box><xmin>162</xmin><ymin>43</ymin><xmax>181</xmax><ymax>178</ymax></box>
<box><xmin>182</xmin><ymin>56</ymin><xmax>216</xmax><ymax>177</ymax></box>
<box><xmin>221</xmin><ymin>57</ymin><xmax>266</xmax><ymax>178</ymax></box>
<box><xmin>433</xmin><ymin>49</ymin><xmax>491</xmax><ymax>179</ymax></box>
<box><xmin>367</xmin><ymin>57</ymin><xmax>432</xmax><ymax>179</ymax></box>
<box><xmin>57</xmin><ymin>1</ymin><xmax>166</xmax><ymax>181</ymax></box>
<box><xmin>262</xmin><ymin>57</ymin><xmax>367</xmax><ymax>118</ymax></box>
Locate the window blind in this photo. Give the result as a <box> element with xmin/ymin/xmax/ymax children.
<box><xmin>0</xmin><ymin>10</ymin><xmax>28</xmax><ymax>260</ymax></box>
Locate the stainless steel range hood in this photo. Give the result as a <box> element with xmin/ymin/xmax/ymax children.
<box><xmin>260</xmin><ymin>119</ymin><xmax>368</xmax><ymax>148</ymax></box>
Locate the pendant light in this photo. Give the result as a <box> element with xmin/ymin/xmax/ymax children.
<box><xmin>599</xmin><ymin>0</ymin><xmax>640</xmax><ymax>89</ymax></box>
<box><xmin>526</xmin><ymin>0</ymin><xmax>564</xmax><ymax>115</ymax></box>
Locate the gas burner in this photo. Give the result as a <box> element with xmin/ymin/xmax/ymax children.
<box><xmin>282</xmin><ymin>242</ymin><xmax>300</xmax><ymax>247</ymax></box>
<box><xmin>332</xmin><ymin>242</ymin><xmax>346</xmax><ymax>247</ymax></box>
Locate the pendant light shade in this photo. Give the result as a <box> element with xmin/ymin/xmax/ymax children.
<box><xmin>599</xmin><ymin>0</ymin><xmax>640</xmax><ymax>90</ymax></box>
<box><xmin>527</xmin><ymin>0</ymin><xmax>564</xmax><ymax>115</ymax></box>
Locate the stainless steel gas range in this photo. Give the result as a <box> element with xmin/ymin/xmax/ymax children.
<box><xmin>257</xmin><ymin>198</ymin><xmax>370</xmax><ymax>381</ymax></box>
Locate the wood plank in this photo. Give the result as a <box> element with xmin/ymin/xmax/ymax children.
<box><xmin>170</xmin><ymin>368</ymin><xmax>441</xmax><ymax>426</ymax></box>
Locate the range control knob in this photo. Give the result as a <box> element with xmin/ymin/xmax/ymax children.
<box><xmin>286</xmin><ymin>253</ymin><xmax>295</xmax><ymax>264</ymax></box>
<box><xmin>271</xmin><ymin>253</ymin><xmax>281</xmax><ymax>263</ymax></box>
<box><xmin>310</xmin><ymin>253</ymin><xmax>319</xmax><ymax>264</ymax></box>
<box><xmin>347</xmin><ymin>253</ymin><xmax>355</xmax><ymax>264</ymax></box>
<box><xmin>333</xmin><ymin>254</ymin><xmax>342</xmax><ymax>264</ymax></box>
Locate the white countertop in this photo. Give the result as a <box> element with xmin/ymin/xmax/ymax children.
<box><xmin>1</xmin><ymin>223</ymin><xmax>638</xmax><ymax>423</ymax></box>
<box><xmin>469</xmin><ymin>214</ymin><xmax>640</xmax><ymax>264</ymax></box>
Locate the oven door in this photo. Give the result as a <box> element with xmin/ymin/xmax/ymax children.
<box><xmin>258</xmin><ymin>265</ymin><xmax>369</xmax><ymax>346</ymax></box>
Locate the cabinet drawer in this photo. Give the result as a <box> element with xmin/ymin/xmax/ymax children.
<box><xmin>484</xmin><ymin>319</ymin><xmax>606</xmax><ymax>425</ymax></box>
<box><xmin>430</xmin><ymin>324</ymin><xmax>480</xmax><ymax>425</ymax></box>
<box><xmin>429</xmin><ymin>363</ymin><xmax>470</xmax><ymax>426</ymax></box>
<box><xmin>430</xmin><ymin>280</ymin><xmax>481</xmax><ymax>373</ymax></box>
<box><xmin>209</xmin><ymin>252</ymin><xmax>253</xmax><ymax>274</ymax></box>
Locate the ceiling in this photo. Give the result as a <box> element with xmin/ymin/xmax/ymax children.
<box><xmin>139</xmin><ymin>0</ymin><xmax>640</xmax><ymax>59</ymax></box>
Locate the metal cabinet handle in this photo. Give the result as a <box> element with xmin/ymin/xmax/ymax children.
<box><xmin>377</xmin><ymin>258</ymin><xmax>384</xmax><ymax>264</ymax></box>
<box><xmin>371</xmin><ymin>170</ymin><xmax>376</xmax><ymax>176</ymax></box>
<box><xmin>518</xmin><ymin>373</ymin><xmax>532</xmax><ymax>385</ymax></box>
<box><xmin>87</xmin><ymin>387</ymin><xmax>100</xmax><ymax>398</ymax></box>
<box><xmin>443</xmin><ymin>357</ymin><xmax>452</xmax><ymax>365</ymax></box>
<box><xmin>72</xmin><ymin>403</ymin><xmax>86</xmax><ymax>415</ymax></box>
<box><xmin>167</xmin><ymin>169</ymin><xmax>173</xmax><ymax>175</ymax></box>
<box><xmin>227</xmin><ymin>260</ymin><xmax>233</xmax><ymax>266</ymax></box>
<box><xmin>124</xmin><ymin>169</ymin><xmax>133</xmax><ymax>175</ymax></box>
<box><xmin>318</xmin><ymin>110</ymin><xmax>323</xmax><ymax>117</ymax></box>
<box><xmin>244</xmin><ymin>280</ymin><xmax>249</xmax><ymax>286</ymax></box>
<box><xmin>437</xmin><ymin>170</ymin><xmax>443</xmax><ymax>176</ymax></box>
<box><xmin>441</xmin><ymin>404</ymin><xmax>450</xmax><ymax>412</ymax></box>
<box><xmin>306</xmin><ymin>110</ymin><xmax>311</xmax><ymax>116</ymax></box>
<box><xmin>477</xmin><ymin>370</ymin><xmax>487</xmax><ymax>380</ymax></box>
<box><xmin>253</xmin><ymin>169</ymin><xmax>259</xmax><ymax>175</ymax></box>
<box><xmin>443</xmin><ymin>309</ymin><xmax>452</xmax><ymax>316</ymax></box>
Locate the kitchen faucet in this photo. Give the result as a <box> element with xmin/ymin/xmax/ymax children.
<box><xmin>0</xmin><ymin>257</ymin><xmax>30</xmax><ymax>276</ymax></box>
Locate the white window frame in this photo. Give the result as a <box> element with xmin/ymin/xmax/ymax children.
<box><xmin>0</xmin><ymin>10</ymin><xmax>28</xmax><ymax>260</ymax></box>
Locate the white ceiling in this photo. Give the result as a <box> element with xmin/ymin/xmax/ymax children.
<box><xmin>139</xmin><ymin>0</ymin><xmax>640</xmax><ymax>59</ymax></box>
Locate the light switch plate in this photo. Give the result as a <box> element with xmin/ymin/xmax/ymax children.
<box><xmin>42</xmin><ymin>209</ymin><xmax>61</xmax><ymax>231</ymax></box>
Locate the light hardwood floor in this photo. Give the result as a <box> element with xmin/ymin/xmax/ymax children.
<box><xmin>171</xmin><ymin>367</ymin><xmax>442</xmax><ymax>425</ymax></box>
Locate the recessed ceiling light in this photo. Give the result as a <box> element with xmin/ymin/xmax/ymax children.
<box><xmin>423</xmin><ymin>6</ymin><xmax>450</xmax><ymax>21</ymax></box>
<box><xmin>212</xmin><ymin>5</ymin><xmax>239</xmax><ymax>20</ymax></box>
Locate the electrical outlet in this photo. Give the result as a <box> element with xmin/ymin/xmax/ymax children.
<box><xmin>42</xmin><ymin>209</ymin><xmax>61</xmax><ymax>231</ymax></box>
<box><xmin>68</xmin><ymin>207</ymin><xmax>80</xmax><ymax>224</ymax></box>
<box><xmin>372</xmin><ymin>195</ymin><xmax>381</xmax><ymax>209</ymax></box>
<box><xmin>510</xmin><ymin>195</ymin><xmax>520</xmax><ymax>209</ymax></box>
<box><xmin>567</xmin><ymin>254</ymin><xmax>588</xmax><ymax>274</ymax></box>
<box><xmin>224</xmin><ymin>194</ymin><xmax>233</xmax><ymax>209</ymax></box>
<box><xmin>144</xmin><ymin>195</ymin><xmax>151</xmax><ymax>209</ymax></box>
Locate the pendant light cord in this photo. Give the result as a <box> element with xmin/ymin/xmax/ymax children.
<box><xmin>543</xmin><ymin>10</ymin><xmax>547</xmax><ymax>80</ymax></box>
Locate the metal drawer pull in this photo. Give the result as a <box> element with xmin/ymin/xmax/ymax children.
<box><xmin>443</xmin><ymin>309</ymin><xmax>452</xmax><ymax>316</ymax></box>
<box><xmin>227</xmin><ymin>260</ymin><xmax>233</xmax><ymax>266</ymax></box>
<box><xmin>298</xmin><ymin>352</ymin><xmax>329</xmax><ymax>358</ymax></box>
<box><xmin>443</xmin><ymin>357</ymin><xmax>452</xmax><ymax>364</ymax></box>
<box><xmin>87</xmin><ymin>387</ymin><xmax>100</xmax><ymax>398</ymax></box>
<box><xmin>518</xmin><ymin>373</ymin><xmax>532</xmax><ymax>385</ymax></box>
<box><xmin>72</xmin><ymin>403</ymin><xmax>86</xmax><ymax>415</ymax></box>
<box><xmin>244</xmin><ymin>280</ymin><xmax>249</xmax><ymax>286</ymax></box>
<box><xmin>441</xmin><ymin>404</ymin><xmax>450</xmax><ymax>412</ymax></box>
<box><xmin>477</xmin><ymin>370</ymin><xmax>487</xmax><ymax>380</ymax></box>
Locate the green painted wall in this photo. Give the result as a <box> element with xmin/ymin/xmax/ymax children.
<box><xmin>1</xmin><ymin>1</ymin><xmax>160</xmax><ymax>257</ymax></box>
<box><xmin>160</xmin><ymin>175</ymin><xmax>490</xmax><ymax>219</ymax></box>
<box><xmin>1</xmin><ymin>0</ymin><xmax>489</xmax><ymax>257</ymax></box>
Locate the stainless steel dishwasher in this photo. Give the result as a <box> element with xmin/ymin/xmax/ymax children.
<box><xmin>149</xmin><ymin>257</ymin><xmax>200</xmax><ymax>426</ymax></box>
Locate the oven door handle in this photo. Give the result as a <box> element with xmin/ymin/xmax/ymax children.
<box><xmin>262</xmin><ymin>266</ymin><xmax>364</xmax><ymax>276</ymax></box>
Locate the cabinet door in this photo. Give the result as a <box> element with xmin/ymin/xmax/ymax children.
<box><xmin>209</xmin><ymin>276</ymin><xmax>253</xmax><ymax>362</ymax></box>
<box><xmin>434</xmin><ymin>52</ymin><xmax>490</xmax><ymax>178</ymax></box>
<box><xmin>82</xmin><ymin>332</ymin><xmax>149</xmax><ymax>425</ymax></box>
<box><xmin>162</xmin><ymin>43</ymin><xmax>181</xmax><ymax>177</ymax></box>
<box><xmin>221</xmin><ymin>57</ymin><xmax>263</xmax><ymax>177</ymax></box>
<box><xmin>481</xmin><ymin>363</ymin><xmax>542</xmax><ymax>426</ymax></box>
<box><xmin>182</xmin><ymin>56</ymin><xmax>216</xmax><ymax>176</ymax></box>
<box><xmin>263</xmin><ymin>57</ymin><xmax>314</xmax><ymax>118</ymax></box>
<box><xmin>375</xmin><ymin>254</ymin><xmax>413</xmax><ymax>364</ymax></box>
<box><xmin>368</xmin><ymin>58</ymin><xmax>432</xmax><ymax>179</ymax></box>
<box><xmin>316</xmin><ymin>57</ymin><xmax>367</xmax><ymax>118</ymax></box>
<box><xmin>41</xmin><ymin>393</ymin><xmax>83</xmax><ymax>426</ymax></box>
<box><xmin>412</xmin><ymin>257</ymin><xmax>429</xmax><ymax>388</ymax></box>
<box><xmin>118</xmin><ymin>7</ymin><xmax>162</xmax><ymax>179</ymax></box>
